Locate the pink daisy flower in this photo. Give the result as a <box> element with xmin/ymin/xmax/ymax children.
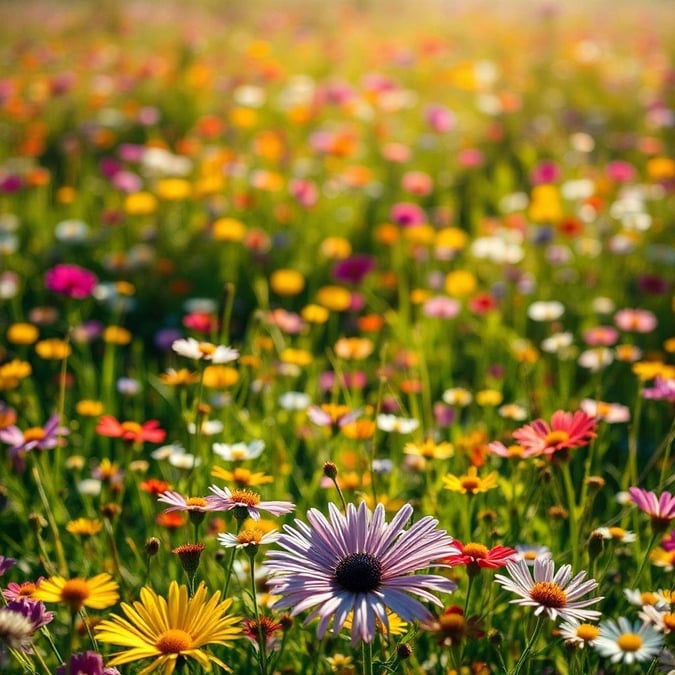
<box><xmin>512</xmin><ymin>410</ymin><xmax>597</xmax><ymax>456</ymax></box>
<box><xmin>265</xmin><ymin>502</ymin><xmax>458</xmax><ymax>646</ymax></box>
<box><xmin>444</xmin><ymin>541</ymin><xmax>517</xmax><ymax>571</ymax></box>
<box><xmin>207</xmin><ymin>485</ymin><xmax>295</xmax><ymax>521</ymax></box>
<box><xmin>156</xmin><ymin>491</ymin><xmax>218</xmax><ymax>513</ymax></box>
<box><xmin>628</xmin><ymin>488</ymin><xmax>675</xmax><ymax>531</ymax></box>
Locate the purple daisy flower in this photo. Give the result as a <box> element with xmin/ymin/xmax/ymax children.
<box><xmin>331</xmin><ymin>255</ymin><xmax>375</xmax><ymax>286</ymax></box>
<box><xmin>0</xmin><ymin>556</ymin><xmax>16</xmax><ymax>577</ymax></box>
<box><xmin>56</xmin><ymin>651</ymin><xmax>120</xmax><ymax>675</ymax></box>
<box><xmin>0</xmin><ymin>415</ymin><xmax>69</xmax><ymax>472</ymax></box>
<box><xmin>5</xmin><ymin>598</ymin><xmax>54</xmax><ymax>630</ymax></box>
<box><xmin>206</xmin><ymin>485</ymin><xmax>295</xmax><ymax>521</ymax></box>
<box><xmin>265</xmin><ymin>502</ymin><xmax>458</xmax><ymax>645</ymax></box>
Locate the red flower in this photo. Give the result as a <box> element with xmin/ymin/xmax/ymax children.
<box><xmin>96</xmin><ymin>415</ymin><xmax>166</xmax><ymax>444</ymax></box>
<box><xmin>156</xmin><ymin>512</ymin><xmax>186</xmax><ymax>529</ymax></box>
<box><xmin>140</xmin><ymin>478</ymin><xmax>172</xmax><ymax>495</ymax></box>
<box><xmin>445</xmin><ymin>541</ymin><xmax>516</xmax><ymax>571</ymax></box>
<box><xmin>512</xmin><ymin>410</ymin><xmax>597</xmax><ymax>457</ymax></box>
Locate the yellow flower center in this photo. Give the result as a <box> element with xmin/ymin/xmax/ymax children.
<box><xmin>529</xmin><ymin>581</ymin><xmax>567</xmax><ymax>608</ymax></box>
<box><xmin>544</xmin><ymin>430</ymin><xmax>569</xmax><ymax>445</ymax></box>
<box><xmin>230</xmin><ymin>489</ymin><xmax>260</xmax><ymax>506</ymax></box>
<box><xmin>641</xmin><ymin>592</ymin><xmax>658</xmax><ymax>605</ymax></box>
<box><xmin>24</xmin><ymin>427</ymin><xmax>46</xmax><ymax>442</ymax></box>
<box><xmin>186</xmin><ymin>497</ymin><xmax>207</xmax><ymax>508</ymax></box>
<box><xmin>198</xmin><ymin>343</ymin><xmax>216</xmax><ymax>356</ymax></box>
<box><xmin>237</xmin><ymin>529</ymin><xmax>264</xmax><ymax>545</ymax></box>
<box><xmin>663</xmin><ymin>614</ymin><xmax>675</xmax><ymax>631</ymax></box>
<box><xmin>155</xmin><ymin>628</ymin><xmax>193</xmax><ymax>654</ymax></box>
<box><xmin>232</xmin><ymin>467</ymin><xmax>253</xmax><ymax>484</ymax></box>
<box><xmin>121</xmin><ymin>421</ymin><xmax>142</xmax><ymax>434</ymax></box>
<box><xmin>507</xmin><ymin>445</ymin><xmax>524</xmax><ymax>457</ymax></box>
<box><xmin>463</xmin><ymin>543</ymin><xmax>489</xmax><ymax>559</ymax></box>
<box><xmin>18</xmin><ymin>583</ymin><xmax>37</xmax><ymax>597</ymax></box>
<box><xmin>61</xmin><ymin>579</ymin><xmax>91</xmax><ymax>611</ymax></box>
<box><xmin>608</xmin><ymin>527</ymin><xmax>626</xmax><ymax>540</ymax></box>
<box><xmin>616</xmin><ymin>633</ymin><xmax>642</xmax><ymax>652</ymax></box>
<box><xmin>523</xmin><ymin>552</ymin><xmax>538</xmax><ymax>561</ymax></box>
<box><xmin>460</xmin><ymin>477</ymin><xmax>480</xmax><ymax>493</ymax></box>
<box><xmin>576</xmin><ymin>624</ymin><xmax>599</xmax><ymax>641</ymax></box>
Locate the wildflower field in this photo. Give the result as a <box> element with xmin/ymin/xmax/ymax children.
<box><xmin>1</xmin><ymin>0</ymin><xmax>674</xmax><ymax>673</ymax></box>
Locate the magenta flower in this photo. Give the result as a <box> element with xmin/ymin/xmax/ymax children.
<box><xmin>45</xmin><ymin>264</ymin><xmax>98</xmax><ymax>299</ymax></box>
<box><xmin>207</xmin><ymin>485</ymin><xmax>295</xmax><ymax>521</ymax></box>
<box><xmin>642</xmin><ymin>377</ymin><xmax>675</xmax><ymax>403</ymax></box>
<box><xmin>512</xmin><ymin>410</ymin><xmax>597</xmax><ymax>457</ymax></box>
<box><xmin>6</xmin><ymin>598</ymin><xmax>53</xmax><ymax>631</ymax></box>
<box><xmin>390</xmin><ymin>202</ymin><xmax>426</xmax><ymax>227</ymax></box>
<box><xmin>265</xmin><ymin>502</ymin><xmax>458</xmax><ymax>645</ymax></box>
<box><xmin>331</xmin><ymin>255</ymin><xmax>375</xmax><ymax>286</ymax></box>
<box><xmin>629</xmin><ymin>488</ymin><xmax>675</xmax><ymax>531</ymax></box>
<box><xmin>661</xmin><ymin>530</ymin><xmax>675</xmax><ymax>552</ymax></box>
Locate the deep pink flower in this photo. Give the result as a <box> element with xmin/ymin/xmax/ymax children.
<box><xmin>445</xmin><ymin>541</ymin><xmax>516</xmax><ymax>571</ymax></box>
<box><xmin>629</xmin><ymin>488</ymin><xmax>675</xmax><ymax>531</ymax></box>
<box><xmin>614</xmin><ymin>308</ymin><xmax>658</xmax><ymax>333</ymax></box>
<box><xmin>661</xmin><ymin>530</ymin><xmax>675</xmax><ymax>552</ymax></box>
<box><xmin>45</xmin><ymin>264</ymin><xmax>98</xmax><ymax>299</ymax></box>
<box><xmin>512</xmin><ymin>410</ymin><xmax>597</xmax><ymax>456</ymax></box>
<box><xmin>642</xmin><ymin>377</ymin><xmax>675</xmax><ymax>403</ymax></box>
<box><xmin>390</xmin><ymin>202</ymin><xmax>426</xmax><ymax>227</ymax></box>
<box><xmin>425</xmin><ymin>104</ymin><xmax>455</xmax><ymax>133</ymax></box>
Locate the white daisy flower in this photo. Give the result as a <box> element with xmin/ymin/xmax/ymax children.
<box><xmin>593</xmin><ymin>617</ymin><xmax>664</xmax><ymax>664</ymax></box>
<box><xmin>558</xmin><ymin>618</ymin><xmax>600</xmax><ymax>648</ymax></box>
<box><xmin>212</xmin><ymin>440</ymin><xmax>265</xmax><ymax>461</ymax></box>
<box><xmin>376</xmin><ymin>414</ymin><xmax>419</xmax><ymax>434</ymax></box>
<box><xmin>171</xmin><ymin>337</ymin><xmax>239</xmax><ymax>364</ymax></box>
<box><xmin>494</xmin><ymin>557</ymin><xmax>602</xmax><ymax>622</ymax></box>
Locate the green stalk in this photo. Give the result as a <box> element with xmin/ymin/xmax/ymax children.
<box><xmin>511</xmin><ymin>616</ymin><xmax>543</xmax><ymax>675</ymax></box>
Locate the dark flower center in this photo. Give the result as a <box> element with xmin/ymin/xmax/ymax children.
<box><xmin>334</xmin><ymin>552</ymin><xmax>383</xmax><ymax>593</ymax></box>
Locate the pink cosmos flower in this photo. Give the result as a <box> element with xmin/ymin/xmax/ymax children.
<box><xmin>628</xmin><ymin>488</ymin><xmax>675</xmax><ymax>531</ymax></box>
<box><xmin>265</xmin><ymin>502</ymin><xmax>458</xmax><ymax>645</ymax></box>
<box><xmin>579</xmin><ymin>399</ymin><xmax>630</xmax><ymax>423</ymax></box>
<box><xmin>512</xmin><ymin>410</ymin><xmax>597</xmax><ymax>456</ymax></box>
<box><xmin>614</xmin><ymin>308</ymin><xmax>658</xmax><ymax>333</ymax></box>
<box><xmin>157</xmin><ymin>491</ymin><xmax>219</xmax><ymax>513</ymax></box>
<box><xmin>487</xmin><ymin>441</ymin><xmax>542</xmax><ymax>459</ymax></box>
<box><xmin>642</xmin><ymin>377</ymin><xmax>675</xmax><ymax>403</ymax></box>
<box><xmin>425</xmin><ymin>104</ymin><xmax>455</xmax><ymax>133</ymax></box>
<box><xmin>45</xmin><ymin>264</ymin><xmax>98</xmax><ymax>299</ymax></box>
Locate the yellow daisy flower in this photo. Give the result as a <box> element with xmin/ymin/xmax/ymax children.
<box><xmin>34</xmin><ymin>573</ymin><xmax>119</xmax><ymax>612</ymax></box>
<box><xmin>95</xmin><ymin>581</ymin><xmax>241</xmax><ymax>674</ymax></box>
<box><xmin>211</xmin><ymin>465</ymin><xmax>274</xmax><ymax>487</ymax></box>
<box><xmin>442</xmin><ymin>466</ymin><xmax>498</xmax><ymax>495</ymax></box>
<box><xmin>66</xmin><ymin>518</ymin><xmax>103</xmax><ymax>537</ymax></box>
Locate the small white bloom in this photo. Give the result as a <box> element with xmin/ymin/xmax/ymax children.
<box><xmin>152</xmin><ymin>442</ymin><xmax>185</xmax><ymax>461</ymax></box>
<box><xmin>188</xmin><ymin>420</ymin><xmax>224</xmax><ymax>436</ymax></box>
<box><xmin>527</xmin><ymin>300</ymin><xmax>565</xmax><ymax>322</ymax></box>
<box><xmin>172</xmin><ymin>337</ymin><xmax>239</xmax><ymax>364</ymax></box>
<box><xmin>77</xmin><ymin>479</ymin><xmax>102</xmax><ymax>497</ymax></box>
<box><xmin>541</xmin><ymin>332</ymin><xmax>574</xmax><ymax>354</ymax></box>
<box><xmin>376</xmin><ymin>414</ymin><xmax>419</xmax><ymax>434</ymax></box>
<box><xmin>169</xmin><ymin>452</ymin><xmax>201</xmax><ymax>470</ymax></box>
<box><xmin>278</xmin><ymin>392</ymin><xmax>311</xmax><ymax>411</ymax></box>
<box><xmin>442</xmin><ymin>388</ymin><xmax>473</xmax><ymax>407</ymax></box>
<box><xmin>213</xmin><ymin>440</ymin><xmax>265</xmax><ymax>461</ymax></box>
<box><xmin>578</xmin><ymin>348</ymin><xmax>614</xmax><ymax>372</ymax></box>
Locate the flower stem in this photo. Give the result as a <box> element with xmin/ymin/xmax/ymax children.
<box><xmin>221</xmin><ymin>547</ymin><xmax>236</xmax><ymax>598</ymax></box>
<box><xmin>361</xmin><ymin>640</ymin><xmax>374</xmax><ymax>675</ymax></box>
<box><xmin>511</xmin><ymin>616</ymin><xmax>543</xmax><ymax>675</ymax></box>
<box><xmin>631</xmin><ymin>531</ymin><xmax>658</xmax><ymax>588</ymax></box>
<box><xmin>249</xmin><ymin>557</ymin><xmax>268</xmax><ymax>675</ymax></box>
<box><xmin>560</xmin><ymin>462</ymin><xmax>580</xmax><ymax>569</ymax></box>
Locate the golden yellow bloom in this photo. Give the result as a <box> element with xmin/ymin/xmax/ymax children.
<box><xmin>334</xmin><ymin>337</ymin><xmax>374</xmax><ymax>360</ymax></box>
<box><xmin>529</xmin><ymin>184</ymin><xmax>562</xmax><ymax>222</ymax></box>
<box><xmin>35</xmin><ymin>339</ymin><xmax>71</xmax><ymax>360</ymax></box>
<box><xmin>57</xmin><ymin>186</ymin><xmax>77</xmax><ymax>204</ymax></box>
<box><xmin>647</xmin><ymin>157</ymin><xmax>675</xmax><ymax>180</ymax></box>
<box><xmin>445</xmin><ymin>270</ymin><xmax>477</xmax><ymax>297</ymax></box>
<box><xmin>7</xmin><ymin>323</ymin><xmax>39</xmax><ymax>345</ymax></box>
<box><xmin>279</xmin><ymin>349</ymin><xmax>313</xmax><ymax>367</ymax></box>
<box><xmin>343</xmin><ymin>608</ymin><xmax>408</xmax><ymax>637</ymax></box>
<box><xmin>124</xmin><ymin>192</ymin><xmax>157</xmax><ymax>215</ymax></box>
<box><xmin>230</xmin><ymin>106</ymin><xmax>258</xmax><ymax>129</ymax></box>
<box><xmin>270</xmin><ymin>269</ymin><xmax>305</xmax><ymax>296</ymax></box>
<box><xmin>115</xmin><ymin>281</ymin><xmax>135</xmax><ymax>296</ymax></box>
<box><xmin>633</xmin><ymin>361</ymin><xmax>667</xmax><ymax>381</ymax></box>
<box><xmin>476</xmin><ymin>389</ymin><xmax>503</xmax><ymax>407</ymax></box>
<box><xmin>211</xmin><ymin>466</ymin><xmax>273</xmax><ymax>487</ymax></box>
<box><xmin>320</xmin><ymin>237</ymin><xmax>352</xmax><ymax>260</ymax></box>
<box><xmin>160</xmin><ymin>369</ymin><xmax>200</xmax><ymax>386</ymax></box>
<box><xmin>202</xmin><ymin>365</ymin><xmax>239</xmax><ymax>388</ymax></box>
<box><xmin>443</xmin><ymin>466</ymin><xmax>498</xmax><ymax>495</ymax></box>
<box><xmin>103</xmin><ymin>326</ymin><xmax>132</xmax><ymax>345</ymax></box>
<box><xmin>241</xmin><ymin>517</ymin><xmax>277</xmax><ymax>535</ymax></box>
<box><xmin>212</xmin><ymin>217</ymin><xmax>246</xmax><ymax>242</ymax></box>
<box><xmin>435</xmin><ymin>227</ymin><xmax>468</xmax><ymax>252</ymax></box>
<box><xmin>34</xmin><ymin>573</ymin><xmax>119</xmax><ymax>612</ymax></box>
<box><xmin>403</xmin><ymin>224</ymin><xmax>435</xmax><ymax>246</ymax></box>
<box><xmin>66</xmin><ymin>518</ymin><xmax>103</xmax><ymax>537</ymax></box>
<box><xmin>156</xmin><ymin>178</ymin><xmax>192</xmax><ymax>201</ymax></box>
<box><xmin>96</xmin><ymin>581</ymin><xmax>241</xmax><ymax>675</ymax></box>
<box><xmin>76</xmin><ymin>400</ymin><xmax>104</xmax><ymax>417</ymax></box>
<box><xmin>316</xmin><ymin>286</ymin><xmax>352</xmax><ymax>312</ymax></box>
<box><xmin>404</xmin><ymin>438</ymin><xmax>454</xmax><ymax>460</ymax></box>
<box><xmin>664</xmin><ymin>337</ymin><xmax>675</xmax><ymax>354</ymax></box>
<box><xmin>301</xmin><ymin>304</ymin><xmax>330</xmax><ymax>324</ymax></box>
<box><xmin>341</xmin><ymin>419</ymin><xmax>376</xmax><ymax>440</ymax></box>
<box><xmin>410</xmin><ymin>288</ymin><xmax>431</xmax><ymax>304</ymax></box>
<box><xmin>0</xmin><ymin>359</ymin><xmax>32</xmax><ymax>391</ymax></box>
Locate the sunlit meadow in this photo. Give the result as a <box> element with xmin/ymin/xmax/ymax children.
<box><xmin>0</xmin><ymin>1</ymin><xmax>673</xmax><ymax>673</ymax></box>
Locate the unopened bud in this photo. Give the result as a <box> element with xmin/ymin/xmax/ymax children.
<box><xmin>396</xmin><ymin>643</ymin><xmax>413</xmax><ymax>660</ymax></box>
<box><xmin>322</xmin><ymin>462</ymin><xmax>338</xmax><ymax>479</ymax></box>
<box><xmin>145</xmin><ymin>537</ymin><xmax>161</xmax><ymax>557</ymax></box>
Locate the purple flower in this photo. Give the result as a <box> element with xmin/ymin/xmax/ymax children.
<box><xmin>265</xmin><ymin>502</ymin><xmax>458</xmax><ymax>645</ymax></box>
<box><xmin>662</xmin><ymin>530</ymin><xmax>675</xmax><ymax>552</ymax></box>
<box><xmin>0</xmin><ymin>415</ymin><xmax>69</xmax><ymax>472</ymax></box>
<box><xmin>629</xmin><ymin>487</ymin><xmax>675</xmax><ymax>530</ymax></box>
<box><xmin>56</xmin><ymin>651</ymin><xmax>118</xmax><ymax>675</ymax></box>
<box><xmin>6</xmin><ymin>598</ymin><xmax>53</xmax><ymax>630</ymax></box>
<box><xmin>45</xmin><ymin>264</ymin><xmax>98</xmax><ymax>299</ymax></box>
<box><xmin>331</xmin><ymin>255</ymin><xmax>375</xmax><ymax>286</ymax></box>
<box><xmin>0</xmin><ymin>556</ymin><xmax>16</xmax><ymax>576</ymax></box>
